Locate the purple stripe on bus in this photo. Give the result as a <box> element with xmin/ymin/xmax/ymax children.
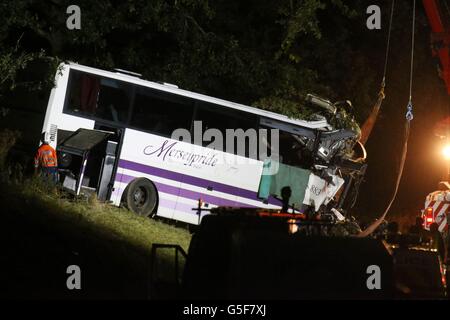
<box><xmin>117</xmin><ymin>159</ymin><xmax>282</xmax><ymax>206</ymax></box>
<box><xmin>158</xmin><ymin>197</ymin><xmax>199</xmax><ymax>214</ymax></box>
<box><xmin>119</xmin><ymin>159</ymin><xmax>257</xmax><ymax>197</ymax></box>
<box><xmin>116</xmin><ymin>172</ymin><xmax>257</xmax><ymax>208</ymax></box>
<box><xmin>117</xmin><ymin>173</ymin><xmax>139</xmax><ymax>184</ymax></box>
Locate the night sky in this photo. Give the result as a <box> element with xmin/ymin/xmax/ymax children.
<box><xmin>355</xmin><ymin>1</ymin><xmax>450</xmax><ymax>221</ymax></box>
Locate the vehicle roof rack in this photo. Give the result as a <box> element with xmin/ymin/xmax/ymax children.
<box><xmin>113</xmin><ymin>68</ymin><xmax>142</xmax><ymax>78</ymax></box>
<box><xmin>157</xmin><ymin>81</ymin><xmax>179</xmax><ymax>89</ymax></box>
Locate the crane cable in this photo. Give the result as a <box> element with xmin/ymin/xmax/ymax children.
<box><xmin>359</xmin><ymin>0</ymin><xmax>395</xmax><ymax>145</ymax></box>
<box><xmin>377</xmin><ymin>0</ymin><xmax>395</xmax><ymax>100</ymax></box>
<box><xmin>382</xmin><ymin>0</ymin><xmax>396</xmax><ymax>89</ymax></box>
<box><xmin>357</xmin><ymin>0</ymin><xmax>415</xmax><ymax>237</ymax></box>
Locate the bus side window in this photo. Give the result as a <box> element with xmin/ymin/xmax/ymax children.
<box><xmin>196</xmin><ymin>102</ymin><xmax>258</xmax><ymax>158</ymax></box>
<box><xmin>130</xmin><ymin>87</ymin><xmax>194</xmax><ymax>137</ymax></box>
<box><xmin>64</xmin><ymin>70</ymin><xmax>132</xmax><ymax>125</ymax></box>
<box><xmin>65</xmin><ymin>71</ymin><xmax>100</xmax><ymax>115</ymax></box>
<box><xmin>96</xmin><ymin>81</ymin><xmax>131</xmax><ymax>124</ymax></box>
<box><xmin>258</xmin><ymin>125</ymin><xmax>306</xmax><ymax>169</ymax></box>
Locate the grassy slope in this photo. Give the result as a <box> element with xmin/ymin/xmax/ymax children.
<box><xmin>0</xmin><ymin>179</ymin><xmax>192</xmax><ymax>299</ymax></box>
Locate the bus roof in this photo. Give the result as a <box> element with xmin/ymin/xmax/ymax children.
<box><xmin>64</xmin><ymin>62</ymin><xmax>331</xmax><ymax>130</ymax></box>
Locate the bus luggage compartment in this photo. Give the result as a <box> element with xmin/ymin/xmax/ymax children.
<box><xmin>57</xmin><ymin>128</ymin><xmax>117</xmax><ymax>199</ymax></box>
<box><xmin>182</xmin><ymin>215</ymin><xmax>394</xmax><ymax>300</ymax></box>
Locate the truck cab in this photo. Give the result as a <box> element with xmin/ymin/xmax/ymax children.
<box><xmin>422</xmin><ymin>181</ymin><xmax>450</xmax><ymax>233</ymax></box>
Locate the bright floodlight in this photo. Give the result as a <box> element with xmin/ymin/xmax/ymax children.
<box><xmin>443</xmin><ymin>145</ymin><xmax>450</xmax><ymax>160</ymax></box>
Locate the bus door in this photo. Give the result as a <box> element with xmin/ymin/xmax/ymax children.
<box><xmin>94</xmin><ymin>122</ymin><xmax>124</xmax><ymax>202</ymax></box>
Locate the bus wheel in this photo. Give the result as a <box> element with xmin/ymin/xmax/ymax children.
<box><xmin>125</xmin><ymin>178</ymin><xmax>158</xmax><ymax>217</ymax></box>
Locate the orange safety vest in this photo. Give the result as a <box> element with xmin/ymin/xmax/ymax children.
<box><xmin>34</xmin><ymin>143</ymin><xmax>58</xmax><ymax>168</ymax></box>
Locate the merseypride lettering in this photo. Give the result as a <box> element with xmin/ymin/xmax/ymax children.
<box><xmin>143</xmin><ymin>140</ymin><xmax>219</xmax><ymax>167</ymax></box>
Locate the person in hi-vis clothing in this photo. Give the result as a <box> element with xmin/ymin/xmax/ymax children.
<box><xmin>34</xmin><ymin>132</ymin><xmax>58</xmax><ymax>183</ymax></box>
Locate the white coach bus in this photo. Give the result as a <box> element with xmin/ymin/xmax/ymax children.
<box><xmin>41</xmin><ymin>62</ymin><xmax>337</xmax><ymax>224</ymax></box>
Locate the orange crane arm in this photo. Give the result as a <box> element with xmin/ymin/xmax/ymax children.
<box><xmin>423</xmin><ymin>0</ymin><xmax>450</xmax><ymax>94</ymax></box>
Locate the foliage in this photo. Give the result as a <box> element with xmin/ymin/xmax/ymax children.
<box><xmin>0</xmin><ymin>0</ymin><xmax>383</xmax><ymax>133</ymax></box>
<box><xmin>0</xmin><ymin>129</ymin><xmax>21</xmax><ymax>181</ymax></box>
<box><xmin>0</xmin><ymin>37</ymin><xmax>60</xmax><ymax>113</ymax></box>
<box><xmin>0</xmin><ymin>40</ymin><xmax>44</xmax><ymax>101</ymax></box>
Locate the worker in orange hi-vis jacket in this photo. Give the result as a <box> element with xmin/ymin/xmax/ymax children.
<box><xmin>34</xmin><ymin>132</ymin><xmax>58</xmax><ymax>183</ymax></box>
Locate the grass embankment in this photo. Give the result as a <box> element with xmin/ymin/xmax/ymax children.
<box><xmin>1</xmin><ymin>177</ymin><xmax>192</xmax><ymax>299</ymax></box>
